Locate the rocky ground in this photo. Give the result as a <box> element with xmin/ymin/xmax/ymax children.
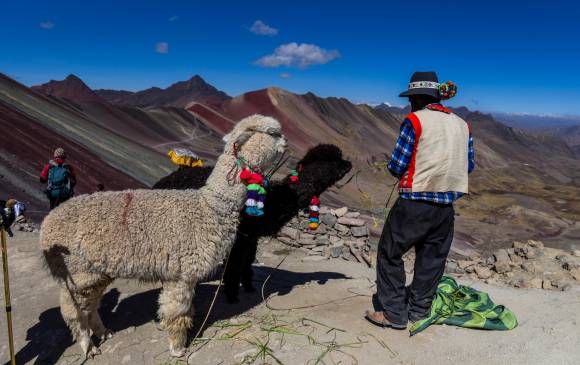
<box><xmin>0</xmin><ymin>216</ymin><xmax>579</xmax><ymax>364</ymax></box>
<box><xmin>442</xmin><ymin>240</ymin><xmax>580</xmax><ymax>291</ymax></box>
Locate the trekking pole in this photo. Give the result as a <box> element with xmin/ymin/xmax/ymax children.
<box><xmin>1</xmin><ymin>227</ymin><xmax>16</xmax><ymax>365</ymax></box>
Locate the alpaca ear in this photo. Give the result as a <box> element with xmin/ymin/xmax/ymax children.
<box><xmin>223</xmin><ymin>130</ymin><xmax>254</xmax><ymax>146</ymax></box>
<box><xmin>233</xmin><ymin>131</ymin><xmax>254</xmax><ymax>147</ymax></box>
<box><xmin>342</xmin><ymin>160</ymin><xmax>353</xmax><ymax>175</ymax></box>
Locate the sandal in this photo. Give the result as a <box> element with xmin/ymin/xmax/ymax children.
<box><xmin>365</xmin><ymin>310</ymin><xmax>407</xmax><ymax>330</ymax></box>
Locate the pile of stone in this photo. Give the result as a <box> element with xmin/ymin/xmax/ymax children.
<box><xmin>272</xmin><ymin>206</ymin><xmax>373</xmax><ymax>266</ymax></box>
<box><xmin>444</xmin><ymin>240</ymin><xmax>580</xmax><ymax>291</ymax></box>
<box><xmin>13</xmin><ymin>216</ymin><xmax>37</xmax><ymax>233</ymax></box>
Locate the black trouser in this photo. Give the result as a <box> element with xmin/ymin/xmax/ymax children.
<box><xmin>376</xmin><ymin>198</ymin><xmax>454</xmax><ymax>324</ymax></box>
<box><xmin>48</xmin><ymin>193</ymin><xmax>71</xmax><ymax>210</ymax></box>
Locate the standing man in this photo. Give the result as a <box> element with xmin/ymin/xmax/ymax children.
<box><xmin>40</xmin><ymin>147</ymin><xmax>77</xmax><ymax>209</ymax></box>
<box><xmin>365</xmin><ymin>72</ymin><xmax>475</xmax><ymax>329</ymax></box>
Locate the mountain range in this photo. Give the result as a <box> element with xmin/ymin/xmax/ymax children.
<box><xmin>1</xmin><ymin>73</ymin><xmax>579</xmax><ymax>252</ymax></box>
<box><xmin>94</xmin><ymin>75</ymin><xmax>230</xmax><ymax>108</ymax></box>
<box><xmin>491</xmin><ymin>112</ymin><xmax>580</xmax><ymax>129</ymax></box>
<box><xmin>541</xmin><ymin>125</ymin><xmax>580</xmax><ymax>155</ymax></box>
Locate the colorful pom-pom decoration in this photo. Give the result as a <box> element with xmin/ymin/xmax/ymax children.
<box><xmin>308</xmin><ymin>196</ymin><xmax>321</xmax><ymax>230</ymax></box>
<box><xmin>240</xmin><ymin>168</ymin><xmax>267</xmax><ymax>216</ymax></box>
<box><xmin>289</xmin><ymin>169</ymin><xmax>299</xmax><ymax>183</ymax></box>
<box><xmin>438</xmin><ymin>81</ymin><xmax>457</xmax><ymax>100</ymax></box>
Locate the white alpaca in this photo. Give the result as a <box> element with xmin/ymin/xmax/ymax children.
<box><xmin>40</xmin><ymin>115</ymin><xmax>287</xmax><ymax>358</ymax></box>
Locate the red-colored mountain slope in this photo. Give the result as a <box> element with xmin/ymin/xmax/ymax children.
<box><xmin>31</xmin><ymin>74</ymin><xmax>104</xmax><ymax>103</ymax></box>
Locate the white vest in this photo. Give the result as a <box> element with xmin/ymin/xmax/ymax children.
<box><xmin>399</xmin><ymin>104</ymin><xmax>470</xmax><ymax>194</ymax></box>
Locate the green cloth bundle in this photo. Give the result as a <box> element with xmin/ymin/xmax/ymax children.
<box><xmin>410</xmin><ymin>276</ymin><xmax>518</xmax><ymax>336</ymax></box>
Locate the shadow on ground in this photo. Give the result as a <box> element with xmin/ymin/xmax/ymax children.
<box><xmin>9</xmin><ymin>266</ymin><xmax>348</xmax><ymax>364</ymax></box>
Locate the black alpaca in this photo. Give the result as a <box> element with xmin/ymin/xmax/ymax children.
<box><xmin>153</xmin><ymin>144</ymin><xmax>352</xmax><ymax>302</ymax></box>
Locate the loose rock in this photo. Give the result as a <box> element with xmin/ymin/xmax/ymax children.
<box><xmin>445</xmin><ymin>261</ymin><xmax>460</xmax><ymax>274</ymax></box>
<box><xmin>528</xmin><ymin>240</ymin><xmax>544</xmax><ymax>249</ymax></box>
<box><xmin>344</xmin><ymin>211</ymin><xmax>361</xmax><ymax>218</ymax></box>
<box><xmin>351</xmin><ymin>226</ymin><xmax>369</xmax><ymax>237</ymax></box>
<box><xmin>313</xmin><ymin>224</ymin><xmax>328</xmax><ymax>235</ymax></box>
<box><xmin>333</xmin><ymin>207</ymin><xmax>349</xmax><ymax>217</ymax></box>
<box><xmin>279</xmin><ymin>227</ymin><xmax>299</xmax><ymax>241</ymax></box>
<box><xmin>457</xmin><ymin>260</ymin><xmax>476</xmax><ymax>269</ymax></box>
<box><xmin>475</xmin><ymin>266</ymin><xmax>493</xmax><ymax>279</ymax></box>
<box><xmin>561</xmin><ymin>283</ymin><xmax>573</xmax><ymax>292</ymax></box>
<box><xmin>521</xmin><ymin>261</ymin><xmax>536</xmax><ymax>273</ymax></box>
<box><xmin>334</xmin><ymin>223</ymin><xmax>350</xmax><ymax>235</ymax></box>
<box><xmin>494</xmin><ymin>261</ymin><xmax>512</xmax><ymax>274</ymax></box>
<box><xmin>570</xmin><ymin>268</ymin><xmax>580</xmax><ymax>281</ymax></box>
<box><xmin>328</xmin><ymin>244</ymin><xmax>343</xmax><ymax>258</ymax></box>
<box><xmin>494</xmin><ymin>249</ymin><xmax>510</xmax><ymax>263</ymax></box>
<box><xmin>542</xmin><ymin>279</ymin><xmax>552</xmax><ymax>290</ymax></box>
<box><xmin>320</xmin><ymin>213</ymin><xmax>337</xmax><ymax>227</ymax></box>
<box><xmin>315</xmin><ymin>238</ymin><xmax>330</xmax><ymax>246</ymax></box>
<box><xmin>337</xmin><ymin>217</ymin><xmax>366</xmax><ymax>227</ymax></box>
<box><xmin>528</xmin><ymin>278</ymin><xmax>543</xmax><ymax>289</ymax></box>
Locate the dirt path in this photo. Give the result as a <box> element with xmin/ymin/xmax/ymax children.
<box><xmin>0</xmin><ymin>232</ymin><xmax>579</xmax><ymax>365</ymax></box>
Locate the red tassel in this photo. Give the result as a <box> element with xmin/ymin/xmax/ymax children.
<box><xmin>240</xmin><ymin>169</ymin><xmax>252</xmax><ymax>181</ymax></box>
<box><xmin>247</xmin><ymin>172</ymin><xmax>264</xmax><ymax>185</ymax></box>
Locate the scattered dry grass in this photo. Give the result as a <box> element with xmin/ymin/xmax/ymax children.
<box><xmin>180</xmin><ymin>312</ymin><xmax>398</xmax><ymax>365</ymax></box>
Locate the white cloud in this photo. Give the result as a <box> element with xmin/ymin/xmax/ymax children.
<box><xmin>40</xmin><ymin>21</ymin><xmax>54</xmax><ymax>29</ymax></box>
<box><xmin>169</xmin><ymin>15</ymin><xmax>179</xmax><ymax>22</ymax></box>
<box><xmin>155</xmin><ymin>42</ymin><xmax>169</xmax><ymax>54</ymax></box>
<box><xmin>249</xmin><ymin>20</ymin><xmax>278</xmax><ymax>36</ymax></box>
<box><xmin>279</xmin><ymin>73</ymin><xmax>291</xmax><ymax>78</ymax></box>
<box><xmin>255</xmin><ymin>43</ymin><xmax>340</xmax><ymax>69</ymax></box>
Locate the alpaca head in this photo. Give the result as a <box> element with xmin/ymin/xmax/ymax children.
<box><xmin>288</xmin><ymin>144</ymin><xmax>352</xmax><ymax>197</ymax></box>
<box><xmin>223</xmin><ymin>114</ymin><xmax>287</xmax><ymax>171</ymax></box>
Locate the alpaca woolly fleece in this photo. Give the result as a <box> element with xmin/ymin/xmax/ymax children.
<box><xmin>39</xmin><ymin>114</ymin><xmax>286</xmax><ymax>358</ymax></box>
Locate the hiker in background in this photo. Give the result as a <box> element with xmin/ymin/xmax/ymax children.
<box><xmin>0</xmin><ymin>199</ymin><xmax>26</xmax><ymax>237</ymax></box>
<box><xmin>40</xmin><ymin>147</ymin><xmax>76</xmax><ymax>210</ymax></box>
<box><xmin>365</xmin><ymin>71</ymin><xmax>475</xmax><ymax>329</ymax></box>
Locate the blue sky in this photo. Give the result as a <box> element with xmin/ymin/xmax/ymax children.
<box><xmin>1</xmin><ymin>0</ymin><xmax>579</xmax><ymax>115</ymax></box>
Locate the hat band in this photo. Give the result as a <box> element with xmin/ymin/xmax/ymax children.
<box><xmin>408</xmin><ymin>81</ymin><xmax>440</xmax><ymax>90</ymax></box>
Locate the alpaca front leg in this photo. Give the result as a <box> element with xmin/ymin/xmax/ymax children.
<box><xmin>224</xmin><ymin>261</ymin><xmax>242</xmax><ymax>303</ymax></box>
<box><xmin>158</xmin><ymin>281</ymin><xmax>194</xmax><ymax>357</ymax></box>
<box><xmin>242</xmin><ymin>238</ymin><xmax>258</xmax><ymax>293</ymax></box>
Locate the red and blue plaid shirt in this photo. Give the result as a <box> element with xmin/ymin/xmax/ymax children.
<box><xmin>388</xmin><ymin>105</ymin><xmax>475</xmax><ymax>204</ymax></box>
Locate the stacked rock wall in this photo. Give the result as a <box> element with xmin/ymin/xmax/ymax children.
<box><xmin>270</xmin><ymin>206</ymin><xmax>373</xmax><ymax>265</ymax></box>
